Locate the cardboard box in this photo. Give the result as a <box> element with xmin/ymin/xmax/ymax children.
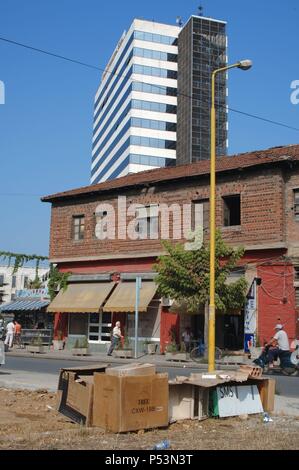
<box><xmin>169</xmin><ymin>383</ymin><xmax>209</xmax><ymax>422</ymax></box>
<box><xmin>256</xmin><ymin>378</ymin><xmax>275</xmax><ymax>412</ymax></box>
<box><xmin>56</xmin><ymin>364</ymin><xmax>108</xmax><ymax>426</ymax></box>
<box><xmin>93</xmin><ymin>372</ymin><xmax>169</xmax><ymax>432</ymax></box>
<box><xmin>105</xmin><ymin>363</ymin><xmax>156</xmax><ymax>377</ymax></box>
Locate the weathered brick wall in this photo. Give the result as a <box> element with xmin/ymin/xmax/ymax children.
<box><xmin>48</xmin><ymin>167</ymin><xmax>285</xmax><ymax>260</ymax></box>
<box><xmin>257</xmin><ymin>264</ymin><xmax>296</xmax><ymax>343</ymax></box>
<box><xmin>283</xmin><ymin>170</ymin><xmax>299</xmax><ymax>256</ymax></box>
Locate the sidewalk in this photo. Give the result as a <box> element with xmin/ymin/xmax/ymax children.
<box><xmin>5</xmin><ymin>347</ymin><xmax>242</xmax><ymax>370</ymax></box>
<box><xmin>273</xmin><ymin>395</ymin><xmax>299</xmax><ymax>417</ymax></box>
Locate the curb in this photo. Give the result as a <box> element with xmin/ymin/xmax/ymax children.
<box><xmin>4</xmin><ymin>350</ymin><xmax>239</xmax><ymax>370</ymax></box>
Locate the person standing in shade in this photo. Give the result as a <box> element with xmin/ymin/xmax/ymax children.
<box><xmin>107</xmin><ymin>321</ymin><xmax>122</xmax><ymax>356</ymax></box>
<box><xmin>181</xmin><ymin>327</ymin><xmax>193</xmax><ymax>353</ymax></box>
<box><xmin>5</xmin><ymin>320</ymin><xmax>15</xmax><ymax>349</ymax></box>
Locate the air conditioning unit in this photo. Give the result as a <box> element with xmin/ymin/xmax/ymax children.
<box><xmin>161</xmin><ymin>297</ymin><xmax>173</xmax><ymax>307</ymax></box>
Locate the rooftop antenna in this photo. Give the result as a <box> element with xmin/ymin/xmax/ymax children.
<box><xmin>176</xmin><ymin>16</ymin><xmax>183</xmax><ymax>26</ymax></box>
<box><xmin>198</xmin><ymin>5</ymin><xmax>204</xmax><ymax>16</ymax></box>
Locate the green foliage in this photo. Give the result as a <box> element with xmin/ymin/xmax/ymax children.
<box><xmin>123</xmin><ymin>334</ymin><xmax>131</xmax><ymax>350</ymax></box>
<box><xmin>48</xmin><ymin>265</ymin><xmax>70</xmax><ymax>301</ymax></box>
<box><xmin>169</xmin><ymin>325</ymin><xmax>178</xmax><ymax>344</ymax></box>
<box><xmin>73</xmin><ymin>337</ymin><xmax>88</xmax><ymax>349</ymax></box>
<box><xmin>154</xmin><ymin>230</ymin><xmax>247</xmax><ymax>315</ymax></box>
<box><xmin>80</xmin><ymin>336</ymin><xmax>88</xmax><ymax>349</ymax></box>
<box><xmin>30</xmin><ymin>335</ymin><xmax>43</xmax><ymax>346</ymax></box>
<box><xmin>0</xmin><ymin>251</ymin><xmax>48</xmax><ymax>275</ymax></box>
<box><xmin>165</xmin><ymin>342</ymin><xmax>178</xmax><ymax>353</ymax></box>
<box><xmin>29</xmin><ymin>277</ymin><xmax>43</xmax><ymax>289</ymax></box>
<box><xmin>180</xmin><ymin>342</ymin><xmax>187</xmax><ymax>353</ymax></box>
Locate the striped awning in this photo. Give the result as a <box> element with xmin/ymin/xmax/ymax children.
<box><xmin>0</xmin><ymin>299</ymin><xmax>50</xmax><ymax>312</ymax></box>
<box><xmin>103</xmin><ymin>281</ymin><xmax>158</xmax><ymax>313</ymax></box>
<box><xmin>47</xmin><ymin>282</ymin><xmax>115</xmax><ymax>313</ymax></box>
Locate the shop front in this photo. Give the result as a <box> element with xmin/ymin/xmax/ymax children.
<box><xmin>0</xmin><ymin>288</ymin><xmax>52</xmax><ymax>345</ymax></box>
<box><xmin>102</xmin><ymin>277</ymin><xmax>160</xmax><ymax>354</ymax></box>
<box><xmin>47</xmin><ymin>277</ymin><xmax>115</xmax><ymax>351</ymax></box>
<box><xmin>47</xmin><ymin>274</ymin><xmax>160</xmax><ymax>353</ymax></box>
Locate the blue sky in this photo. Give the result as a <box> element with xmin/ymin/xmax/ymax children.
<box><xmin>0</xmin><ymin>0</ymin><xmax>298</xmax><ymax>256</ymax></box>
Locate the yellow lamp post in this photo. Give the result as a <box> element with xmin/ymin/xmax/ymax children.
<box><xmin>208</xmin><ymin>60</ymin><xmax>252</xmax><ymax>372</ymax></box>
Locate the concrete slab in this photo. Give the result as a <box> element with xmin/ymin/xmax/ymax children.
<box><xmin>0</xmin><ymin>369</ymin><xmax>58</xmax><ymax>392</ymax></box>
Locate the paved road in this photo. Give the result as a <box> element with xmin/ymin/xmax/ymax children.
<box><xmin>1</xmin><ymin>356</ymin><xmax>298</xmax><ymax>398</ymax></box>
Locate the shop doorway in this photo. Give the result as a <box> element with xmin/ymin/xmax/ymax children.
<box><xmin>216</xmin><ymin>311</ymin><xmax>245</xmax><ymax>351</ymax></box>
<box><xmin>88</xmin><ymin>312</ymin><xmax>112</xmax><ymax>343</ymax></box>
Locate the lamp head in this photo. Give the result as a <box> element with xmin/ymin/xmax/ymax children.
<box><xmin>237</xmin><ymin>59</ymin><xmax>253</xmax><ymax>71</ymax></box>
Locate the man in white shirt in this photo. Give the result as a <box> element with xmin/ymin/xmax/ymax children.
<box><xmin>266</xmin><ymin>324</ymin><xmax>290</xmax><ymax>367</ymax></box>
<box><xmin>107</xmin><ymin>321</ymin><xmax>122</xmax><ymax>356</ymax></box>
<box><xmin>5</xmin><ymin>320</ymin><xmax>15</xmax><ymax>349</ymax></box>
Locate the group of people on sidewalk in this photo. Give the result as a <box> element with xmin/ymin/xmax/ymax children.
<box><xmin>3</xmin><ymin>319</ymin><xmax>22</xmax><ymax>349</ymax></box>
<box><xmin>1</xmin><ymin>315</ymin><xmax>295</xmax><ymax>363</ymax></box>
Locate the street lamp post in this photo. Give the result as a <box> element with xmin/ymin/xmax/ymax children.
<box><xmin>208</xmin><ymin>60</ymin><xmax>252</xmax><ymax>372</ymax></box>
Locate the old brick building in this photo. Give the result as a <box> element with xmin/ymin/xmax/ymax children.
<box><xmin>42</xmin><ymin>144</ymin><xmax>299</xmax><ymax>352</ymax></box>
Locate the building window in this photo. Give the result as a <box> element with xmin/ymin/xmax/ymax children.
<box><xmin>73</xmin><ymin>215</ymin><xmax>85</xmax><ymax>241</ymax></box>
<box><xmin>294</xmin><ymin>190</ymin><xmax>299</xmax><ymax>220</ymax></box>
<box><xmin>88</xmin><ymin>312</ymin><xmax>112</xmax><ymax>343</ymax></box>
<box><xmin>223</xmin><ymin>195</ymin><xmax>241</xmax><ymax>227</ymax></box>
<box><xmin>0</xmin><ymin>274</ymin><xmax>4</xmax><ymax>286</ymax></box>
<box><xmin>192</xmin><ymin>200</ymin><xmax>209</xmax><ymax>232</ymax></box>
<box><xmin>296</xmin><ymin>288</ymin><xmax>299</xmax><ymax>306</ymax></box>
<box><xmin>136</xmin><ymin>205</ymin><xmax>159</xmax><ymax>239</ymax></box>
<box><xmin>294</xmin><ymin>267</ymin><xmax>299</xmax><ymax>282</ymax></box>
<box><xmin>23</xmin><ymin>276</ymin><xmax>29</xmax><ymax>288</ymax></box>
<box><xmin>12</xmin><ymin>276</ymin><xmax>16</xmax><ymax>288</ymax></box>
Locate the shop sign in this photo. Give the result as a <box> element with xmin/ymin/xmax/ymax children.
<box><xmin>244</xmin><ymin>280</ymin><xmax>257</xmax><ymax>352</ymax></box>
<box><xmin>16</xmin><ymin>288</ymin><xmax>49</xmax><ymax>299</ymax></box>
<box><xmin>216</xmin><ymin>385</ymin><xmax>263</xmax><ymax>417</ymax></box>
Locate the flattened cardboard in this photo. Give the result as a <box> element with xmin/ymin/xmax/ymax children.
<box><xmin>56</xmin><ymin>364</ymin><xmax>108</xmax><ymax>426</ymax></box>
<box><xmin>106</xmin><ymin>363</ymin><xmax>156</xmax><ymax>377</ymax></box>
<box><xmin>255</xmin><ymin>378</ymin><xmax>276</xmax><ymax>412</ymax></box>
<box><xmin>93</xmin><ymin>372</ymin><xmax>169</xmax><ymax>432</ymax></box>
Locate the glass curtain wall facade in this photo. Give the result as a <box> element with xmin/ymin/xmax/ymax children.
<box><xmin>91</xmin><ymin>20</ymin><xmax>180</xmax><ymax>184</ymax></box>
<box><xmin>176</xmin><ymin>16</ymin><xmax>227</xmax><ymax>164</ymax></box>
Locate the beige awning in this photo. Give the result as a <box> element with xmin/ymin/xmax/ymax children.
<box><xmin>47</xmin><ymin>282</ymin><xmax>115</xmax><ymax>313</ymax></box>
<box><xmin>103</xmin><ymin>281</ymin><xmax>158</xmax><ymax>313</ymax></box>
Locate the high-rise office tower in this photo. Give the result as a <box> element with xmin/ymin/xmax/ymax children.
<box><xmin>91</xmin><ymin>19</ymin><xmax>180</xmax><ymax>184</ymax></box>
<box><xmin>176</xmin><ymin>16</ymin><xmax>227</xmax><ymax>164</ymax></box>
<box><xmin>90</xmin><ymin>15</ymin><xmax>228</xmax><ymax>184</ymax></box>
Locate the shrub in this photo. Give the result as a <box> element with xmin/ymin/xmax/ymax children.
<box><xmin>165</xmin><ymin>343</ymin><xmax>177</xmax><ymax>353</ymax></box>
<box><xmin>31</xmin><ymin>335</ymin><xmax>43</xmax><ymax>346</ymax></box>
<box><xmin>57</xmin><ymin>330</ymin><xmax>63</xmax><ymax>341</ymax></box>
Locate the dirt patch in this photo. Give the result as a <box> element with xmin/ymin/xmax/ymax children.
<box><xmin>0</xmin><ymin>388</ymin><xmax>298</xmax><ymax>450</ymax></box>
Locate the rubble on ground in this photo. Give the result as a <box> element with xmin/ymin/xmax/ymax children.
<box><xmin>0</xmin><ymin>388</ymin><xmax>298</xmax><ymax>450</ymax></box>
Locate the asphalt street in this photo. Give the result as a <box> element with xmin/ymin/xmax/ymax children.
<box><xmin>1</xmin><ymin>355</ymin><xmax>299</xmax><ymax>397</ymax></box>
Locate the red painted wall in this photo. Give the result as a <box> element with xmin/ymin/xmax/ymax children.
<box><xmin>53</xmin><ymin>251</ymin><xmax>298</xmax><ymax>348</ymax></box>
<box><xmin>53</xmin><ymin>312</ymin><xmax>68</xmax><ymax>340</ymax></box>
<box><xmin>160</xmin><ymin>309</ymin><xmax>180</xmax><ymax>353</ymax></box>
<box><xmin>257</xmin><ymin>264</ymin><xmax>296</xmax><ymax>344</ymax></box>
<box><xmin>58</xmin><ymin>257</ymin><xmax>156</xmax><ymax>274</ymax></box>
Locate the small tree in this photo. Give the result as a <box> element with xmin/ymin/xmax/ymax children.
<box><xmin>155</xmin><ymin>230</ymin><xmax>248</xmax><ymax>348</ymax></box>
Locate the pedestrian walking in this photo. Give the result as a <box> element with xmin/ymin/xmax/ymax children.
<box><xmin>5</xmin><ymin>320</ymin><xmax>15</xmax><ymax>349</ymax></box>
<box><xmin>107</xmin><ymin>321</ymin><xmax>122</xmax><ymax>356</ymax></box>
<box><xmin>14</xmin><ymin>320</ymin><xmax>22</xmax><ymax>347</ymax></box>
